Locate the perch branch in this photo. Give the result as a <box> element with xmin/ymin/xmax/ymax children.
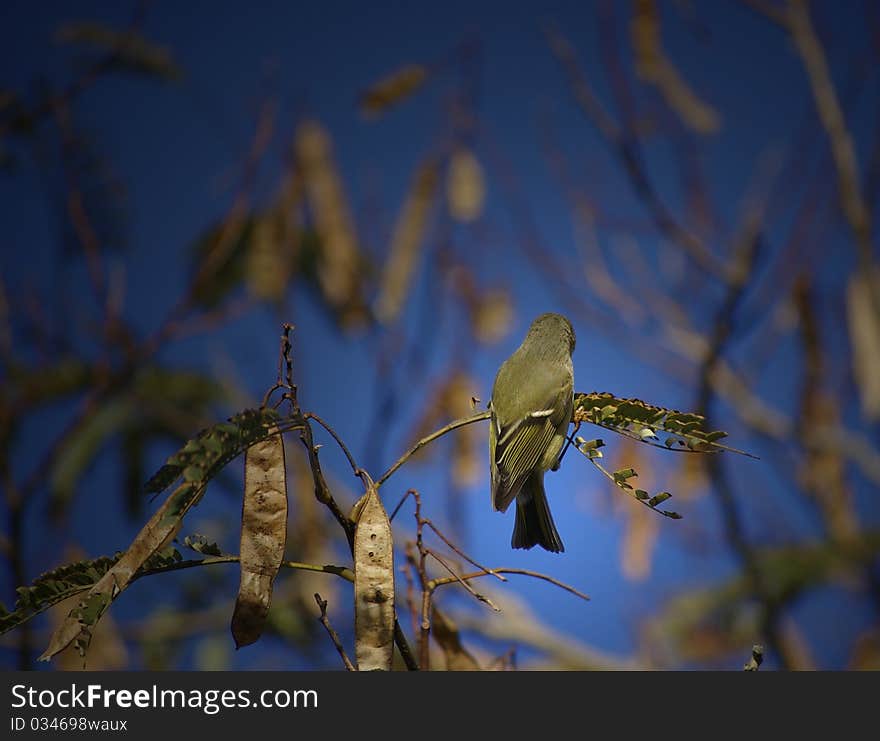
<box><xmin>376</xmin><ymin>410</ymin><xmax>490</xmax><ymax>487</ymax></box>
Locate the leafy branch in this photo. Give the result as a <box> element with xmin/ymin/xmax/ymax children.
<box><xmin>0</xmin><ymin>545</ymin><xmax>353</xmax><ymax>638</ymax></box>
<box><xmin>574</xmin><ymin>436</ymin><xmax>683</xmax><ymax>519</ymax></box>
<box><xmin>574</xmin><ymin>392</ymin><xmax>757</xmax><ymax>458</ymax></box>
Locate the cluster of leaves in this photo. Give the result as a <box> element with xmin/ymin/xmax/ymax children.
<box><xmin>145</xmin><ymin>407</ymin><xmax>283</xmax><ymax>494</ymax></box>
<box><xmin>575</xmin><ymin>437</ymin><xmax>682</xmax><ymax>519</ymax></box>
<box><xmin>0</xmin><ymin>548</ymin><xmax>183</xmax><ymax>637</ymax></box>
<box><xmin>570</xmin><ymin>392</ymin><xmax>754</xmax><ymax>521</ymax></box>
<box><xmin>574</xmin><ymin>392</ymin><xmax>744</xmax><ymax>455</ymax></box>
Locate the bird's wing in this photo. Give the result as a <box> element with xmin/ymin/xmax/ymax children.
<box><xmin>490</xmin><ymin>354</ymin><xmax>574</xmax><ymax>512</ymax></box>
<box><xmin>492</xmin><ymin>413</ymin><xmax>558</xmax><ymax>513</ymax></box>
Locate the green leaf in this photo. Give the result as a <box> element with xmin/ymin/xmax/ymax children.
<box><xmin>577</xmin><ymin>438</ymin><xmax>604</xmax><ymax>451</ymax></box>
<box><xmin>601</xmin><ymin>404</ymin><xmax>618</xmax><ymax>420</ymax></box>
<box><xmin>634</xmin><ymin>489</ymin><xmax>650</xmax><ymax>500</ymax></box>
<box><xmin>183</xmin><ymin>535</ymin><xmax>223</xmax><ymax>557</ymax></box>
<box><xmin>648</xmin><ymin>491</ymin><xmax>672</xmax><ymax>507</ymax></box>
<box><xmin>182</xmin><ymin>465</ymin><xmax>205</xmax><ymax>483</ymax></box>
<box><xmin>573</xmin><ymin>392</ymin><xmax>748</xmax><ymax>456</ymax></box>
<box><xmin>144</xmin><ymin>407</ymin><xmax>281</xmax><ymax>494</ymax></box>
<box><xmin>0</xmin><ymin>548</ymin><xmax>182</xmax><ymax>636</ymax></box>
<box><xmin>612</xmin><ymin>468</ymin><xmax>638</xmax><ymax>482</ymax></box>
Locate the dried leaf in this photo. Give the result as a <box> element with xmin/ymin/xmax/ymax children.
<box><xmin>39</xmin><ymin>481</ymin><xmax>206</xmax><ymax>661</ymax></box>
<box><xmin>623</xmin><ymin>505</ymin><xmax>657</xmax><ymax>581</ymax></box>
<box><xmin>630</xmin><ymin>0</ymin><xmax>720</xmax><ymax>134</ymax></box>
<box><xmin>846</xmin><ymin>269</ymin><xmax>880</xmax><ymax>420</ymax></box>
<box><xmin>611</xmin><ymin>439</ymin><xmax>658</xmax><ymax>582</ymax></box>
<box><xmin>374</xmin><ymin>159</ymin><xmax>439</xmax><ymax>323</ymax></box>
<box><xmin>432</xmin><ymin>605</ymin><xmax>481</xmax><ymax>670</ymax></box>
<box><xmin>51</xmin><ymin>584</ymin><xmax>128</xmax><ymax>671</ymax></box>
<box><xmin>447</xmin><ymin>149</ymin><xmax>486</xmax><ymax>223</ymax></box>
<box><xmin>353</xmin><ymin>485</ymin><xmax>394</xmax><ymax>671</ymax></box>
<box><xmin>669</xmin><ymin>454</ymin><xmax>709</xmax><ymax>501</ymax></box>
<box><xmin>295</xmin><ymin>120</ymin><xmax>367</xmax><ymax>328</ymax></box>
<box><xmin>472</xmin><ymin>289</ymin><xmax>514</xmax><ymax>345</ymax></box>
<box><xmin>55</xmin><ymin>22</ymin><xmax>181</xmax><ymax>81</ymax></box>
<box><xmin>232</xmin><ymin>430</ymin><xmax>288</xmax><ymax>648</ymax></box>
<box><xmin>359</xmin><ymin>64</ymin><xmax>428</xmax><ymax>117</ymax></box>
<box><xmin>245</xmin><ymin>212</ymin><xmax>290</xmax><ymax>303</ymax></box>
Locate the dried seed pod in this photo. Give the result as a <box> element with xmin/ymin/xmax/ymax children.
<box><xmin>353</xmin><ymin>485</ymin><xmax>394</xmax><ymax>671</ymax></box>
<box><xmin>231</xmin><ymin>430</ymin><xmax>288</xmax><ymax>648</ymax></box>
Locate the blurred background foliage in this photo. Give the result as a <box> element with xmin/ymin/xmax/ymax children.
<box><xmin>1</xmin><ymin>0</ymin><xmax>879</xmax><ymax>670</ymax></box>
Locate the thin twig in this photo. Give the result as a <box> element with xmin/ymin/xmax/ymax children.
<box><xmin>376</xmin><ymin>410</ymin><xmax>490</xmax><ymax>487</ymax></box>
<box><xmin>389</xmin><ymin>489</ymin><xmax>415</xmax><ymax>523</ymax></box>
<box><xmin>401</xmin><ymin>561</ymin><xmax>420</xmax><ymax>643</ymax></box>
<box><xmin>556</xmin><ymin>421</ymin><xmax>581</xmax><ymax>467</ymax></box>
<box><xmin>411</xmin><ymin>494</ymin><xmax>432</xmax><ymax>670</ymax></box>
<box><xmin>428</xmin><ymin>568</ymin><xmax>591</xmax><ymax>603</ymax></box>
<box><xmin>306</xmin><ymin>412</ymin><xmax>372</xmax><ymax>489</ymax></box>
<box><xmin>393</xmin><ymin>621</ymin><xmax>419</xmax><ymax>671</ymax></box>
<box><xmin>315</xmin><ymin>593</ymin><xmax>356</xmax><ymax>671</ymax></box>
<box><xmin>585</xmin><ymin>456</ymin><xmax>682</xmax><ymax>519</ymax></box>
<box><xmin>132</xmin><ymin>555</ymin><xmax>355</xmax><ymax>583</ymax></box>
<box><xmin>299</xmin><ymin>422</ymin><xmax>356</xmax><ymax>549</ymax></box>
<box><xmin>427</xmin><ymin>548</ymin><xmax>500</xmax><ymax>611</ymax></box>
<box><xmin>423</xmin><ymin>519</ymin><xmax>507</xmax><ymax>582</ymax></box>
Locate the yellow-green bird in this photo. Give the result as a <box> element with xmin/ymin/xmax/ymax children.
<box><xmin>489</xmin><ymin>312</ymin><xmax>575</xmax><ymax>552</ymax></box>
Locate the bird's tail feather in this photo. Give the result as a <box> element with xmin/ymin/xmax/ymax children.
<box><xmin>512</xmin><ymin>474</ymin><xmax>564</xmax><ymax>553</ymax></box>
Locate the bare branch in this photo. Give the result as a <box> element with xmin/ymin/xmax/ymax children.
<box><xmin>315</xmin><ymin>593</ymin><xmax>356</xmax><ymax>671</ymax></box>
<box><xmin>428</xmin><ymin>568</ymin><xmax>590</xmax><ymax>603</ymax></box>
<box><xmin>376</xmin><ymin>410</ymin><xmax>490</xmax><ymax>487</ymax></box>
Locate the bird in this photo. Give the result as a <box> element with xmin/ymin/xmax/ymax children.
<box><xmin>489</xmin><ymin>312</ymin><xmax>575</xmax><ymax>552</ymax></box>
